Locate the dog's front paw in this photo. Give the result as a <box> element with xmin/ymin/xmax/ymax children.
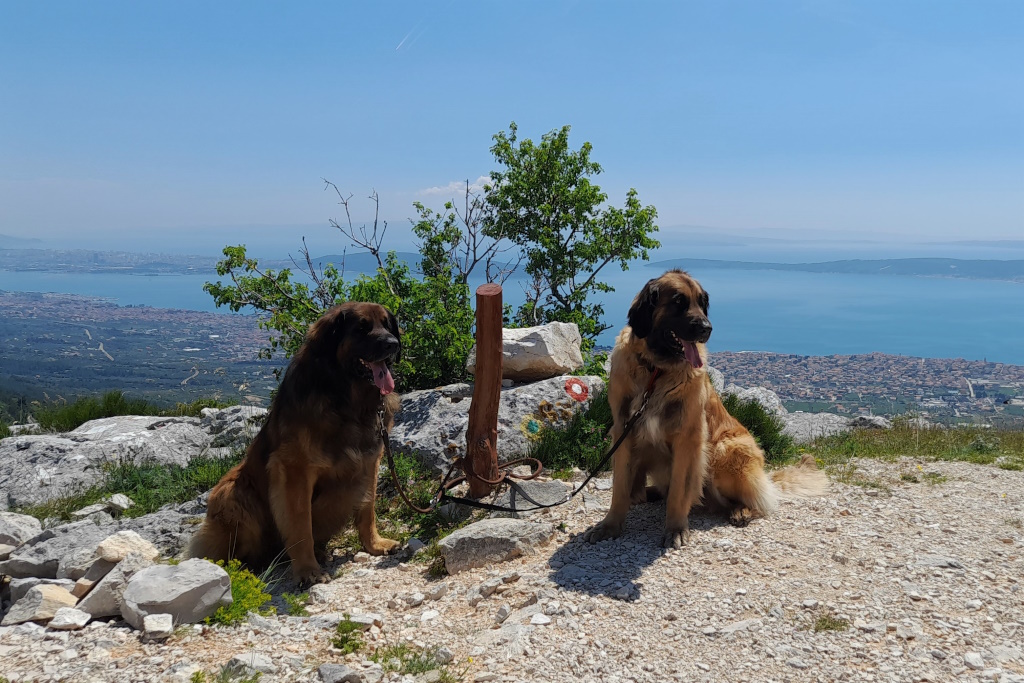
<box><xmin>293</xmin><ymin>563</ymin><xmax>331</xmax><ymax>588</ymax></box>
<box><xmin>662</xmin><ymin>525</ymin><xmax>691</xmax><ymax>549</ymax></box>
<box><xmin>364</xmin><ymin>537</ymin><xmax>400</xmax><ymax>556</ymax></box>
<box><xmin>585</xmin><ymin>518</ymin><xmax>624</xmax><ymax>544</ymax></box>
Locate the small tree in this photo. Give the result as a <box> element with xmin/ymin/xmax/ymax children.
<box><xmin>204</xmin><ymin>123</ymin><xmax>661</xmax><ymax>388</ymax></box>
<box><xmin>485</xmin><ymin>122</ymin><xmax>660</xmax><ymax>350</ymax></box>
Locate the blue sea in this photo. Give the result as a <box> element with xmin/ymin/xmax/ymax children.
<box><xmin>2</xmin><ymin>253</ymin><xmax>1022</xmax><ymax>365</ymax></box>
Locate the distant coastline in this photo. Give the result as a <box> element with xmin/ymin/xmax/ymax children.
<box><xmin>5</xmin><ymin>247</ymin><xmax>1024</xmax><ymax>284</ymax></box>
<box><xmin>649</xmin><ymin>257</ymin><xmax>1024</xmax><ymax>283</ymax></box>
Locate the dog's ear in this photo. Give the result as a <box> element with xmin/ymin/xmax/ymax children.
<box><xmin>699</xmin><ymin>290</ymin><xmax>709</xmax><ymax>315</ymax></box>
<box><xmin>387</xmin><ymin>309</ymin><xmax>402</xmax><ymax>362</ymax></box>
<box><xmin>628</xmin><ymin>279</ymin><xmax>660</xmax><ymax>339</ymax></box>
<box><xmin>306</xmin><ymin>306</ymin><xmax>347</xmax><ymax>354</ymax></box>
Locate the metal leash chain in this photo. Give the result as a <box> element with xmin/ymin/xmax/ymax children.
<box><xmin>381</xmin><ymin>368</ymin><xmax>662</xmax><ymax>516</ymax></box>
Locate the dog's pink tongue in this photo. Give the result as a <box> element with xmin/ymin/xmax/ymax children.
<box><xmin>683</xmin><ymin>341</ymin><xmax>704</xmax><ymax>369</ymax></box>
<box><xmin>368</xmin><ymin>361</ymin><xmax>395</xmax><ymax>395</ymax></box>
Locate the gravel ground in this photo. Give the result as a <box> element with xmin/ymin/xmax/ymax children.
<box><xmin>1</xmin><ymin>457</ymin><xmax>1022</xmax><ymax>683</ymax></box>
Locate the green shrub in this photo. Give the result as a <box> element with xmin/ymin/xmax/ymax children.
<box><xmin>529</xmin><ymin>387</ymin><xmax>795</xmax><ymax>474</ymax></box>
<box><xmin>205</xmin><ymin>559</ymin><xmax>273</xmax><ymax>626</ymax></box>
<box><xmin>29</xmin><ymin>390</ymin><xmax>233</xmax><ymax>433</ymax></box>
<box><xmin>721</xmin><ymin>393</ymin><xmax>794</xmax><ymax>463</ymax></box>
<box><xmin>0</xmin><ymin>422</ymin><xmax>10</xmax><ymax>439</ymax></box>
<box><xmin>33</xmin><ymin>391</ymin><xmax>157</xmax><ymax>432</ymax></box>
<box><xmin>529</xmin><ymin>388</ymin><xmax>613</xmax><ymax>474</ymax></box>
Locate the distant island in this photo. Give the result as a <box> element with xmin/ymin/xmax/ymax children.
<box><xmin>649</xmin><ymin>257</ymin><xmax>1024</xmax><ymax>283</ymax></box>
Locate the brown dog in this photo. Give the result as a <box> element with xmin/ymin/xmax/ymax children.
<box><xmin>586</xmin><ymin>270</ymin><xmax>827</xmax><ymax>548</ymax></box>
<box><xmin>187</xmin><ymin>302</ymin><xmax>402</xmax><ymax>585</ymax></box>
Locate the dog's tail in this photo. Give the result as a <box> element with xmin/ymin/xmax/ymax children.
<box><xmin>770</xmin><ymin>454</ymin><xmax>829</xmax><ymax>499</ymax></box>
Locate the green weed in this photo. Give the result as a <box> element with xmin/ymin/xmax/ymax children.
<box><xmin>371</xmin><ymin>642</ymin><xmax>460</xmax><ymax>681</ymax></box>
<box><xmin>813</xmin><ymin>613</ymin><xmax>850</xmax><ymax>633</ymax></box>
<box><xmin>332</xmin><ymin>614</ymin><xmax>365</xmax><ymax>654</ymax></box>
<box><xmin>190</xmin><ymin>668</ymin><xmax>261</xmax><ymax>683</ymax></box>
<box><xmin>282</xmin><ymin>592</ymin><xmax>310</xmax><ymax>617</ymax></box>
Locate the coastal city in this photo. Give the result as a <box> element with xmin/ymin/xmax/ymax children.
<box><xmin>710</xmin><ymin>350</ymin><xmax>1024</xmax><ymax>423</ymax></box>
<box><xmin>3</xmin><ymin>290</ymin><xmax>1023</xmax><ymax>425</ymax></box>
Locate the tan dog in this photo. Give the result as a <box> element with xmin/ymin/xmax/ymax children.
<box><xmin>586</xmin><ymin>270</ymin><xmax>827</xmax><ymax>548</ymax></box>
<box><xmin>187</xmin><ymin>302</ymin><xmax>401</xmax><ymax>586</ymax></box>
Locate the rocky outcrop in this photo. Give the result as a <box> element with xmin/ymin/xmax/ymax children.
<box><xmin>0</xmin><ymin>416</ymin><xmax>215</xmax><ymax>510</ymax></box>
<box><xmin>735</xmin><ymin>387</ymin><xmax>787</xmax><ymax>417</ymax></box>
<box><xmin>781</xmin><ymin>411</ymin><xmax>852</xmax><ymax>443</ymax></box>
<box><xmin>391</xmin><ymin>375</ymin><xmax>604</xmax><ymax>473</ymax></box>
<box><xmin>0</xmin><ymin>519</ymin><xmax>118</xmax><ymax>579</ymax></box>
<box><xmin>467</xmin><ymin>322</ymin><xmax>584</xmax><ymax>382</ymax></box>
<box><xmin>718</xmin><ymin>373</ymin><xmax>855</xmax><ymax>444</ymax></box>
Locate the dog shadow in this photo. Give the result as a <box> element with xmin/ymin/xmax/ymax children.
<box><xmin>548</xmin><ymin>500</ymin><xmax>733</xmax><ymax>601</ymax></box>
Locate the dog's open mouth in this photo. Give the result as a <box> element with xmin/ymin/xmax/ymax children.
<box><xmin>669</xmin><ymin>330</ymin><xmax>704</xmax><ymax>369</ymax></box>
<box><xmin>360</xmin><ymin>358</ymin><xmax>396</xmax><ymax>395</ymax></box>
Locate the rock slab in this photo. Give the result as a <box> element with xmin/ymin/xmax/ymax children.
<box><xmin>1</xmin><ymin>584</ymin><xmax>78</xmax><ymax>626</ymax></box>
<box><xmin>0</xmin><ymin>519</ymin><xmax>116</xmax><ymax>579</ymax></box>
<box><xmin>96</xmin><ymin>530</ymin><xmax>160</xmax><ymax>563</ymax></box>
<box><xmin>439</xmin><ymin>518</ymin><xmax>555</xmax><ymax>574</ymax></box>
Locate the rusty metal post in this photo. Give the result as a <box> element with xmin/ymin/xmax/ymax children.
<box><xmin>465</xmin><ymin>283</ymin><xmax>503</xmax><ymax>498</ymax></box>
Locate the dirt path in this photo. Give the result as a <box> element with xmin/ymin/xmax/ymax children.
<box><xmin>1</xmin><ymin>457</ymin><xmax>1022</xmax><ymax>683</ymax></box>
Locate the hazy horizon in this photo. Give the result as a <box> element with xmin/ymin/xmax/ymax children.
<box><xmin>1</xmin><ymin>1</ymin><xmax>1021</xmax><ymax>249</ymax></box>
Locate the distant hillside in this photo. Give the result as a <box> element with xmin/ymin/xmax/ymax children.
<box><xmin>648</xmin><ymin>257</ymin><xmax>1024</xmax><ymax>283</ymax></box>
<box><xmin>0</xmin><ymin>233</ymin><xmax>43</xmax><ymax>248</ymax></box>
<box><xmin>262</xmin><ymin>251</ymin><xmax>420</xmax><ymax>272</ymax></box>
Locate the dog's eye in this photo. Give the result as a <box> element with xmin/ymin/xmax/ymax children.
<box><xmin>673</xmin><ymin>294</ymin><xmax>688</xmax><ymax>308</ymax></box>
<box><xmin>359</xmin><ymin>319</ymin><xmax>371</xmax><ymax>332</ymax></box>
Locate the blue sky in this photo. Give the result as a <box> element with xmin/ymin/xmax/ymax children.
<box><xmin>1</xmin><ymin>1</ymin><xmax>1021</xmax><ymax>255</ymax></box>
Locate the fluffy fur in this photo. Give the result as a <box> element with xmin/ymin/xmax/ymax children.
<box><xmin>187</xmin><ymin>302</ymin><xmax>402</xmax><ymax>586</ymax></box>
<box><xmin>586</xmin><ymin>270</ymin><xmax>827</xmax><ymax>548</ymax></box>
